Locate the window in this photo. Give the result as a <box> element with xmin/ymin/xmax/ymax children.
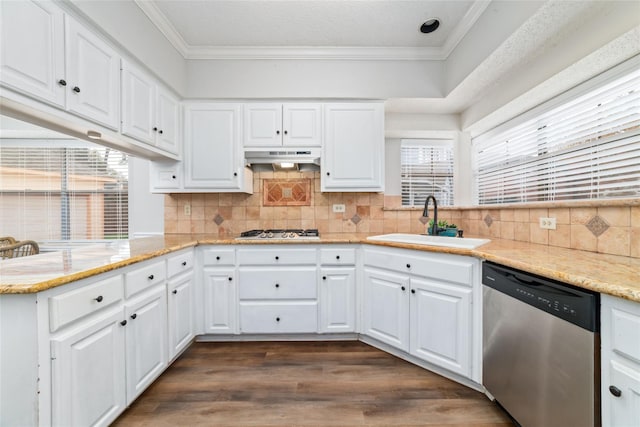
<box><xmin>0</xmin><ymin>139</ymin><xmax>129</xmax><ymax>241</ymax></box>
<box><xmin>473</xmin><ymin>66</ymin><xmax>640</xmax><ymax>205</ymax></box>
<box><xmin>401</xmin><ymin>139</ymin><xmax>454</xmax><ymax>207</ymax></box>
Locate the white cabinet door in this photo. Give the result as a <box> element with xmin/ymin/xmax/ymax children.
<box><xmin>65</xmin><ymin>17</ymin><xmax>120</xmax><ymax>129</ymax></box>
<box><xmin>156</xmin><ymin>87</ymin><xmax>180</xmax><ymax>154</ymax></box>
<box><xmin>167</xmin><ymin>272</ymin><xmax>195</xmax><ymax>359</ymax></box>
<box><xmin>51</xmin><ymin>308</ymin><xmax>126</xmax><ymax>427</ymax></box>
<box><xmin>409</xmin><ymin>277</ymin><xmax>472</xmax><ymax>376</ymax></box>
<box><xmin>0</xmin><ymin>0</ymin><xmax>65</xmax><ymax>107</ymax></box>
<box><xmin>243</xmin><ymin>103</ymin><xmax>282</xmax><ymax>147</ymax></box>
<box><xmin>283</xmin><ymin>103</ymin><xmax>322</xmax><ymax>147</ymax></box>
<box><xmin>203</xmin><ymin>268</ymin><xmax>237</xmax><ymax>334</ymax></box>
<box><xmin>184</xmin><ymin>103</ymin><xmax>244</xmax><ymax>189</ymax></box>
<box><xmin>150</xmin><ymin>161</ymin><xmax>182</xmax><ymax>191</ymax></box>
<box><xmin>322</xmin><ymin>103</ymin><xmax>384</xmax><ymax>192</ymax></box>
<box><xmin>319</xmin><ymin>267</ymin><xmax>356</xmax><ymax>333</ymax></box>
<box><xmin>121</xmin><ymin>61</ymin><xmax>155</xmax><ymax>144</ymax></box>
<box><xmin>605</xmin><ymin>360</ymin><xmax>640</xmax><ymax>427</ymax></box>
<box><xmin>124</xmin><ymin>286</ymin><xmax>168</xmax><ymax>404</ymax></box>
<box><xmin>362</xmin><ymin>268</ymin><xmax>410</xmax><ymax>351</ymax></box>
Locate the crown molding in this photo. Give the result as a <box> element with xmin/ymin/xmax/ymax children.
<box><xmin>135</xmin><ymin>0</ymin><xmax>489</xmax><ymax>61</ymax></box>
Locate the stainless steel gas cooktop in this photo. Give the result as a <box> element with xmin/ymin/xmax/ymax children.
<box><xmin>236</xmin><ymin>229</ymin><xmax>320</xmax><ymax>240</ymax></box>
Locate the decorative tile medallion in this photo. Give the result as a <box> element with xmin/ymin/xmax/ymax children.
<box><xmin>484</xmin><ymin>214</ymin><xmax>494</xmax><ymax>228</ymax></box>
<box><xmin>351</xmin><ymin>214</ymin><xmax>361</xmax><ymax>225</ymax></box>
<box><xmin>586</xmin><ymin>215</ymin><xmax>609</xmax><ymax>237</ymax></box>
<box><xmin>213</xmin><ymin>214</ymin><xmax>224</xmax><ymax>226</ymax></box>
<box><xmin>263</xmin><ymin>179</ymin><xmax>311</xmax><ymax>206</ymax></box>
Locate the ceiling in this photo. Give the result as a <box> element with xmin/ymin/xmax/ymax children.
<box><xmin>135</xmin><ymin>0</ymin><xmax>489</xmax><ymax>60</ymax></box>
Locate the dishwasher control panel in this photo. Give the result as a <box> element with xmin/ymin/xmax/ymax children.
<box><xmin>483</xmin><ymin>261</ymin><xmax>599</xmax><ymax>331</ymax></box>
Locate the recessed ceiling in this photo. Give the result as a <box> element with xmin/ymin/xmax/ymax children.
<box><xmin>135</xmin><ymin>0</ymin><xmax>489</xmax><ymax>60</ymax></box>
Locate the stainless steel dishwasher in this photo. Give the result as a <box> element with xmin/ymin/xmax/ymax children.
<box><xmin>482</xmin><ymin>261</ymin><xmax>600</xmax><ymax>427</ymax></box>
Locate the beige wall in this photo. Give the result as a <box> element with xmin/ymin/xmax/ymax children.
<box><xmin>165</xmin><ymin>170</ymin><xmax>640</xmax><ymax>259</ymax></box>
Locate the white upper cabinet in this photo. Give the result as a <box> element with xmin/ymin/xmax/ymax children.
<box><xmin>183</xmin><ymin>103</ymin><xmax>252</xmax><ymax>192</ymax></box>
<box><xmin>322</xmin><ymin>103</ymin><xmax>384</xmax><ymax>192</ymax></box>
<box><xmin>65</xmin><ymin>17</ymin><xmax>120</xmax><ymax>130</ymax></box>
<box><xmin>243</xmin><ymin>103</ymin><xmax>322</xmax><ymax>148</ymax></box>
<box><xmin>121</xmin><ymin>60</ymin><xmax>180</xmax><ymax>153</ymax></box>
<box><xmin>0</xmin><ymin>0</ymin><xmax>66</xmax><ymax>107</ymax></box>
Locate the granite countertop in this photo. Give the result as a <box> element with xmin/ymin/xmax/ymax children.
<box><xmin>1</xmin><ymin>234</ymin><xmax>639</xmax><ymax>303</ymax></box>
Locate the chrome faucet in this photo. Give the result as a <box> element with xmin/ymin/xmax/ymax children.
<box><xmin>422</xmin><ymin>195</ymin><xmax>439</xmax><ymax>236</ymax></box>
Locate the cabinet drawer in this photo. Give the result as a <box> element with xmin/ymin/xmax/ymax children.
<box><xmin>49</xmin><ymin>275</ymin><xmax>123</xmax><ymax>332</ymax></box>
<box><xmin>239</xmin><ymin>302</ymin><xmax>318</xmax><ymax>333</ymax></box>
<box><xmin>125</xmin><ymin>260</ymin><xmax>166</xmax><ymax>298</ymax></box>
<box><xmin>167</xmin><ymin>251</ymin><xmax>194</xmax><ymax>278</ymax></box>
<box><xmin>364</xmin><ymin>248</ymin><xmax>474</xmax><ymax>286</ymax></box>
<box><xmin>237</xmin><ymin>247</ymin><xmax>316</xmax><ymax>265</ymax></box>
<box><xmin>238</xmin><ymin>268</ymin><xmax>317</xmax><ymax>300</ymax></box>
<box><xmin>320</xmin><ymin>247</ymin><xmax>356</xmax><ymax>265</ymax></box>
<box><xmin>202</xmin><ymin>247</ymin><xmax>235</xmax><ymax>266</ymax></box>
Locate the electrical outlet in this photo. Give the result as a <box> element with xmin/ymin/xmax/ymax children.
<box><xmin>539</xmin><ymin>217</ymin><xmax>556</xmax><ymax>230</ymax></box>
<box><xmin>332</xmin><ymin>204</ymin><xmax>346</xmax><ymax>213</ymax></box>
<box><xmin>184</xmin><ymin>204</ymin><xmax>191</xmax><ymax>216</ymax></box>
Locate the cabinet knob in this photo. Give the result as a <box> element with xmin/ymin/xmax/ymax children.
<box><xmin>609</xmin><ymin>385</ymin><xmax>622</xmax><ymax>397</ymax></box>
<box><xmin>172</xmin><ymin>175</ymin><xmax>176</xmax><ymax>179</ymax></box>
<box><xmin>326</xmin><ymin>172</ymin><xmax>330</xmax><ymax>176</ymax></box>
<box><xmin>322</xmin><ymin>276</ymin><xmax>327</xmax><ymax>280</ymax></box>
<box><xmin>275</xmin><ymin>283</ymin><xmax>280</xmax><ymax>288</ymax></box>
<box><xmin>233</xmin><ymin>172</ymin><xmax>238</xmax><ymax>176</ymax></box>
<box><xmin>94</xmin><ymin>295</ymin><xmax>103</xmax><ymax>303</ymax></box>
<box><xmin>172</xmin><ymin>289</ymin><xmax>178</xmax><ymax>294</ymax></box>
<box><xmin>276</xmin><ymin>130</ymin><xmax>280</xmax><ymax>135</ymax></box>
<box><xmin>182</xmin><ymin>261</ymin><xmax>187</xmax><ymax>266</ymax></box>
<box><xmin>148</xmin><ymin>274</ymin><xmax>154</xmax><ymax>280</ymax></box>
<box><xmin>406</xmin><ymin>264</ymin><xmax>411</xmax><ymax>269</ymax></box>
<box><xmin>411</xmin><ymin>289</ymin><xmax>416</xmax><ymax>294</ymax></box>
<box><xmin>216</xmin><ymin>256</ymin><xmax>221</xmax><ymax>260</ymax></box>
<box><xmin>284</xmin><ymin>130</ymin><xmax>288</xmax><ymax>135</ymax></box>
<box><xmin>276</xmin><ymin>317</ymin><xmax>280</xmax><ymax>322</ymax></box>
<box><xmin>120</xmin><ymin>320</ymin><xmax>127</xmax><ymax>326</ymax></box>
<box><xmin>228</xmin><ymin>277</ymin><xmax>233</xmax><ymax>281</ymax></box>
<box><xmin>275</xmin><ymin>256</ymin><xmax>279</xmax><ymax>260</ymax></box>
<box><xmin>58</xmin><ymin>79</ymin><xmax>67</xmax><ymax>86</ymax></box>
<box><xmin>336</xmin><ymin>255</ymin><xmax>340</xmax><ymax>260</ymax></box>
<box><xmin>72</xmin><ymin>86</ymin><xmax>80</xmax><ymax>93</ymax></box>
<box><xmin>130</xmin><ymin>313</ymin><xmax>137</xmax><ymax>320</ymax></box>
<box><xmin>159</xmin><ymin>130</ymin><xmax>163</xmax><ymax>134</ymax></box>
<box><xmin>153</xmin><ymin>127</ymin><xmax>158</xmax><ymax>132</ymax></box>
<box><xmin>401</xmin><ymin>286</ymin><xmax>406</xmax><ymax>291</ymax></box>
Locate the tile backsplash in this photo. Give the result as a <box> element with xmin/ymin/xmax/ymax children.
<box><xmin>165</xmin><ymin>170</ymin><xmax>640</xmax><ymax>259</ymax></box>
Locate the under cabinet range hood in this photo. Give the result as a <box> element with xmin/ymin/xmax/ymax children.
<box><xmin>244</xmin><ymin>148</ymin><xmax>321</xmax><ymax>169</ymax></box>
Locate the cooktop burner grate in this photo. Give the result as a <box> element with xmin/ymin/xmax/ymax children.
<box><xmin>236</xmin><ymin>229</ymin><xmax>320</xmax><ymax>240</ymax></box>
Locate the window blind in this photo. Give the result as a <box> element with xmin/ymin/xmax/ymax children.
<box><xmin>401</xmin><ymin>139</ymin><xmax>454</xmax><ymax>207</ymax></box>
<box><xmin>0</xmin><ymin>140</ymin><xmax>129</xmax><ymax>241</ymax></box>
<box><xmin>473</xmin><ymin>67</ymin><xmax>640</xmax><ymax>205</ymax></box>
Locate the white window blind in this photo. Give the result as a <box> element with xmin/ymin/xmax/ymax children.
<box><xmin>0</xmin><ymin>140</ymin><xmax>129</xmax><ymax>241</ymax></box>
<box><xmin>401</xmin><ymin>139</ymin><xmax>454</xmax><ymax>207</ymax></box>
<box><xmin>473</xmin><ymin>67</ymin><xmax>640</xmax><ymax>205</ymax></box>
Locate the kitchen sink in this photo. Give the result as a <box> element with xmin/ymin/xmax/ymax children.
<box><xmin>366</xmin><ymin>233</ymin><xmax>490</xmax><ymax>249</ymax></box>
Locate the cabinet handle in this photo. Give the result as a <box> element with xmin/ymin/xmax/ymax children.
<box><xmin>216</xmin><ymin>256</ymin><xmax>221</xmax><ymax>260</ymax></box>
<box><xmin>275</xmin><ymin>283</ymin><xmax>280</xmax><ymax>288</ymax></box>
<box><xmin>322</xmin><ymin>276</ymin><xmax>327</xmax><ymax>280</ymax></box>
<box><xmin>401</xmin><ymin>286</ymin><xmax>406</xmax><ymax>291</ymax></box>
<box><xmin>130</xmin><ymin>313</ymin><xmax>137</xmax><ymax>320</ymax></box>
<box><xmin>182</xmin><ymin>261</ymin><xmax>187</xmax><ymax>266</ymax></box>
<box><xmin>276</xmin><ymin>317</ymin><xmax>280</xmax><ymax>322</ymax></box>
<box><xmin>275</xmin><ymin>256</ymin><xmax>279</xmax><ymax>260</ymax></box>
<box><xmin>609</xmin><ymin>385</ymin><xmax>622</xmax><ymax>397</ymax></box>
<box><xmin>411</xmin><ymin>289</ymin><xmax>416</xmax><ymax>294</ymax></box>
<box><xmin>276</xmin><ymin>130</ymin><xmax>280</xmax><ymax>135</ymax></box>
<box><xmin>120</xmin><ymin>320</ymin><xmax>127</xmax><ymax>326</ymax></box>
<box><xmin>94</xmin><ymin>295</ymin><xmax>103</xmax><ymax>302</ymax></box>
<box><xmin>172</xmin><ymin>289</ymin><xmax>178</xmax><ymax>294</ymax></box>
<box><xmin>58</xmin><ymin>79</ymin><xmax>67</xmax><ymax>86</ymax></box>
<box><xmin>228</xmin><ymin>277</ymin><xmax>233</xmax><ymax>281</ymax></box>
<box><xmin>153</xmin><ymin>127</ymin><xmax>158</xmax><ymax>132</ymax></box>
<box><xmin>148</xmin><ymin>274</ymin><xmax>154</xmax><ymax>280</ymax></box>
<box><xmin>72</xmin><ymin>86</ymin><xmax>80</xmax><ymax>93</ymax></box>
<box><xmin>406</xmin><ymin>264</ymin><xmax>411</xmax><ymax>269</ymax></box>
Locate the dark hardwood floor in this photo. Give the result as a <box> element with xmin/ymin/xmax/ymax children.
<box><xmin>113</xmin><ymin>341</ymin><xmax>514</xmax><ymax>426</ymax></box>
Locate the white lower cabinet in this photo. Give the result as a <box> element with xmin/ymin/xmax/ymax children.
<box><xmin>124</xmin><ymin>285</ymin><xmax>168</xmax><ymax>404</ymax></box>
<box><xmin>167</xmin><ymin>271</ymin><xmax>195</xmax><ymax>359</ymax></box>
<box><xmin>319</xmin><ymin>267</ymin><xmax>356</xmax><ymax>333</ymax></box>
<box><xmin>362</xmin><ymin>246</ymin><xmax>479</xmax><ymax>381</ymax></box>
<box><xmin>601</xmin><ymin>294</ymin><xmax>640</xmax><ymax>427</ymax></box>
<box><xmin>51</xmin><ymin>306</ymin><xmax>127</xmax><ymax>427</ymax></box>
<box><xmin>203</xmin><ymin>268</ymin><xmax>237</xmax><ymax>334</ymax></box>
